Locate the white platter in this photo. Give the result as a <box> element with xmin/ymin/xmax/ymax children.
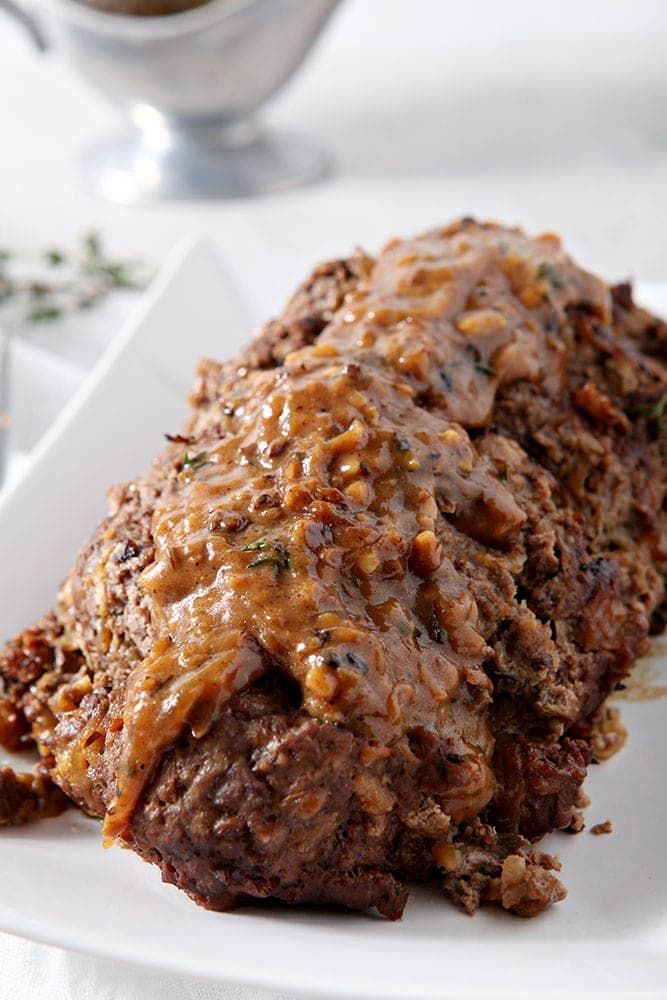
<box><xmin>0</xmin><ymin>254</ymin><xmax>666</xmax><ymax>999</ymax></box>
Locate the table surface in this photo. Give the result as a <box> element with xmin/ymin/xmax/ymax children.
<box><xmin>1</xmin><ymin>1</ymin><xmax>666</xmax><ymax>996</ymax></box>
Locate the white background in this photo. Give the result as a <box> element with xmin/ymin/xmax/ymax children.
<box><xmin>2</xmin><ymin>0</ymin><xmax>667</xmax><ymax>309</ymax></box>
<box><xmin>1</xmin><ymin>1</ymin><xmax>666</xmax><ymax>997</ymax></box>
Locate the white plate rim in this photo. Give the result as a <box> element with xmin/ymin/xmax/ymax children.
<box><xmin>0</xmin><ymin>270</ymin><xmax>665</xmax><ymax>1000</ymax></box>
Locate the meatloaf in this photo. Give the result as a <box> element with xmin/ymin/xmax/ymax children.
<box><xmin>1</xmin><ymin>219</ymin><xmax>665</xmax><ymax>919</ymax></box>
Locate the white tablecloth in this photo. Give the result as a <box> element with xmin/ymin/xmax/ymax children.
<box><xmin>2</xmin><ymin>0</ymin><xmax>667</xmax><ymax>995</ymax></box>
<box><xmin>0</xmin><ymin>934</ymin><xmax>295</xmax><ymax>1000</ymax></box>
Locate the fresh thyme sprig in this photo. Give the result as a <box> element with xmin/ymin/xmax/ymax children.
<box><xmin>0</xmin><ymin>231</ymin><xmax>150</xmax><ymax>326</ymax></box>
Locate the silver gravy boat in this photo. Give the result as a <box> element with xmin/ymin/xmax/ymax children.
<box><xmin>5</xmin><ymin>0</ymin><xmax>341</xmax><ymax>201</ymax></box>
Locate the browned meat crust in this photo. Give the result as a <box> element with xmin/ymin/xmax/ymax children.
<box><xmin>130</xmin><ymin>675</ymin><xmax>410</xmax><ymax>919</ymax></box>
<box><xmin>1</xmin><ymin>220</ymin><xmax>665</xmax><ymax>920</ymax></box>
<box><xmin>0</xmin><ymin>767</ymin><xmax>70</xmax><ymax>826</ymax></box>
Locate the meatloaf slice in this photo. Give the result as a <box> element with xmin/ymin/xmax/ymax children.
<box><xmin>1</xmin><ymin>219</ymin><xmax>665</xmax><ymax>919</ymax></box>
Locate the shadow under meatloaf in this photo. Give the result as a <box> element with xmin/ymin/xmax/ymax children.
<box><xmin>0</xmin><ymin>220</ymin><xmax>665</xmax><ymax>921</ymax></box>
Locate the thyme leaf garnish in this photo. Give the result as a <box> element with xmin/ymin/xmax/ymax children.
<box><xmin>471</xmin><ymin>344</ymin><xmax>495</xmax><ymax>377</ymax></box>
<box><xmin>392</xmin><ymin>433</ymin><xmax>410</xmax><ymax>453</ymax></box>
<box><xmin>28</xmin><ymin>305</ymin><xmax>62</xmax><ymax>323</ymax></box>
<box><xmin>440</xmin><ymin>369</ymin><xmax>453</xmax><ymax>391</ymax></box>
<box><xmin>536</xmin><ymin>261</ymin><xmax>565</xmax><ymax>290</ymax></box>
<box><xmin>474</xmin><ymin>360</ymin><xmax>496</xmax><ymax>376</ymax></box>
<box><xmin>247</xmin><ymin>554</ymin><xmax>289</xmax><ymax>569</ymax></box>
<box><xmin>242</xmin><ymin>539</ymin><xmax>289</xmax><ymax>572</ymax></box>
<box><xmin>45</xmin><ymin>249</ymin><xmax>65</xmax><ymax>267</ymax></box>
<box><xmin>628</xmin><ymin>392</ymin><xmax>667</xmax><ymax>432</ymax></box>
<box><xmin>434</xmin><ymin>626</ymin><xmax>448</xmax><ymax>644</ymax></box>
<box><xmin>182</xmin><ymin>450</ymin><xmax>211</xmax><ymax>472</ymax></box>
